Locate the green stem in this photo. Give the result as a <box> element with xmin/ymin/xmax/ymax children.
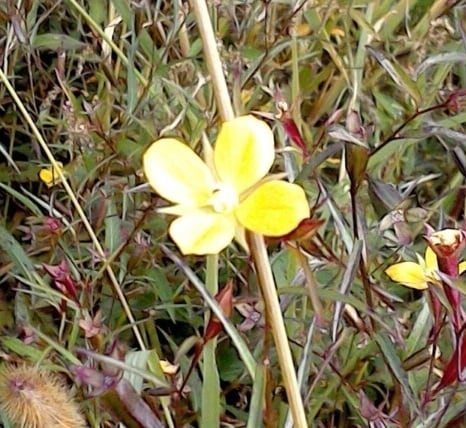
<box><xmin>201</xmin><ymin>254</ymin><xmax>220</xmax><ymax>427</ymax></box>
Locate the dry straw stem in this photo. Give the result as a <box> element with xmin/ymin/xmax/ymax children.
<box><xmin>189</xmin><ymin>0</ymin><xmax>307</xmax><ymax>426</ymax></box>
<box><xmin>0</xmin><ymin>364</ymin><xmax>86</xmax><ymax>428</ymax></box>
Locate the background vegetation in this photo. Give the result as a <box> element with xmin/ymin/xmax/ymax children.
<box><xmin>1</xmin><ymin>0</ymin><xmax>466</xmax><ymax>426</ymax></box>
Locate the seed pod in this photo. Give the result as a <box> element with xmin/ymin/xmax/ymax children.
<box><xmin>0</xmin><ymin>364</ymin><xmax>86</xmax><ymax>428</ymax></box>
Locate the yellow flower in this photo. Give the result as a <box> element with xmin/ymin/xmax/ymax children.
<box><xmin>39</xmin><ymin>162</ymin><xmax>66</xmax><ymax>187</ymax></box>
<box><xmin>427</xmin><ymin>228</ymin><xmax>465</xmax><ymax>259</ymax></box>
<box><xmin>385</xmin><ymin>247</ymin><xmax>466</xmax><ymax>290</ymax></box>
<box><xmin>385</xmin><ymin>247</ymin><xmax>439</xmax><ymax>290</ymax></box>
<box><xmin>143</xmin><ymin>115</ymin><xmax>309</xmax><ymax>255</ymax></box>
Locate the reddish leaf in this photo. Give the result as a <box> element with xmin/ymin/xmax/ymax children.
<box><xmin>71</xmin><ymin>365</ymin><xmax>164</xmax><ymax>428</ymax></box>
<box><xmin>43</xmin><ymin>259</ymin><xmax>79</xmax><ymax>303</ymax></box>
<box><xmin>273</xmin><ymin>94</ymin><xmax>310</xmax><ymax>159</ymax></box>
<box><xmin>279</xmin><ymin>113</ymin><xmax>310</xmax><ymax>159</ymax></box>
<box><xmin>444</xmin><ymin>285</ymin><xmax>463</xmax><ymax>333</ymax></box>
<box><xmin>268</xmin><ymin>217</ymin><xmax>323</xmax><ymax>243</ymax></box>
<box><xmin>431</xmin><ymin>332</ymin><xmax>466</xmax><ymax>398</ymax></box>
<box><xmin>445</xmin><ymin>88</ymin><xmax>466</xmax><ymax>113</ymax></box>
<box><xmin>427</xmin><ymin>288</ymin><xmax>443</xmax><ymax>342</ymax></box>
<box><xmin>203</xmin><ymin>280</ymin><xmax>233</xmax><ymax>343</ymax></box>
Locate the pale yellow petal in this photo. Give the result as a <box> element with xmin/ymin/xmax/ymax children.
<box><xmin>429</xmin><ymin>229</ymin><xmax>461</xmax><ymax>247</ymax></box>
<box><xmin>235</xmin><ymin>181</ymin><xmax>308</xmax><ymax>236</ymax></box>
<box><xmin>460</xmin><ymin>261</ymin><xmax>466</xmax><ymax>274</ymax></box>
<box><xmin>424</xmin><ymin>247</ymin><xmax>438</xmax><ymax>270</ymax></box>
<box><xmin>160</xmin><ymin>360</ymin><xmax>178</xmax><ymax>375</ymax></box>
<box><xmin>234</xmin><ymin>224</ymin><xmax>249</xmax><ymax>253</ymax></box>
<box><xmin>143</xmin><ymin>139</ymin><xmax>215</xmax><ymax>206</ymax></box>
<box><xmin>169</xmin><ymin>212</ymin><xmax>236</xmax><ymax>255</ymax></box>
<box><xmin>214</xmin><ymin>115</ymin><xmax>275</xmax><ymax>193</ymax></box>
<box><xmin>157</xmin><ymin>204</ymin><xmax>194</xmax><ymax>216</ymax></box>
<box><xmin>385</xmin><ymin>262</ymin><xmax>428</xmax><ymax>290</ymax></box>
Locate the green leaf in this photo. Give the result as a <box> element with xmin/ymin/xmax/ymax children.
<box><xmin>375</xmin><ymin>333</ymin><xmax>418</xmax><ymax>411</ymax></box>
<box><xmin>31</xmin><ymin>33</ymin><xmax>86</xmax><ymax>50</ymax></box>
<box><xmin>404</xmin><ymin>301</ymin><xmax>431</xmax><ymax>358</ymax></box>
<box><xmin>105</xmin><ymin>197</ymin><xmax>121</xmax><ymax>255</ymax></box>
<box><xmin>247</xmin><ymin>363</ymin><xmax>266</xmax><ymax>428</ymax></box>
<box><xmin>0</xmin><ymin>336</ymin><xmax>44</xmax><ymax>360</ymax></box>
<box><xmin>111</xmin><ymin>0</ymin><xmax>133</xmax><ymax>27</ymax></box>
<box><xmin>0</xmin><ymin>223</ymin><xmax>36</xmax><ymax>281</ymax></box>
<box><xmin>0</xmin><ymin>183</ymin><xmax>43</xmax><ymax>216</ymax></box>
<box><xmin>125</xmin><ymin>350</ymin><xmax>156</xmax><ymax>393</ymax></box>
<box><xmin>217</xmin><ymin>346</ymin><xmax>244</xmax><ymax>382</ymax></box>
<box><xmin>201</xmin><ymin>339</ymin><xmax>220</xmax><ymax>428</ymax></box>
<box><xmin>367</xmin><ymin>46</ymin><xmax>422</xmax><ymax>105</ymax></box>
<box><xmin>88</xmin><ymin>0</ymin><xmax>106</xmax><ymax>25</ymax></box>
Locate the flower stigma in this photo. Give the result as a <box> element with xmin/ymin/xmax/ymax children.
<box><xmin>209</xmin><ymin>184</ymin><xmax>238</xmax><ymax>214</ymax></box>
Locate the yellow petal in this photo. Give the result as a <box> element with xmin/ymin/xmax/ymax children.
<box><xmin>157</xmin><ymin>204</ymin><xmax>195</xmax><ymax>216</ymax></box>
<box><xmin>159</xmin><ymin>360</ymin><xmax>178</xmax><ymax>376</ymax></box>
<box><xmin>169</xmin><ymin>212</ymin><xmax>236</xmax><ymax>255</ymax></box>
<box><xmin>39</xmin><ymin>162</ymin><xmax>65</xmax><ymax>187</ymax></box>
<box><xmin>424</xmin><ymin>247</ymin><xmax>438</xmax><ymax>271</ymax></box>
<box><xmin>214</xmin><ymin>115</ymin><xmax>274</xmax><ymax>194</ymax></box>
<box><xmin>235</xmin><ymin>180</ymin><xmax>308</xmax><ymax>236</ymax></box>
<box><xmin>460</xmin><ymin>261</ymin><xmax>466</xmax><ymax>274</ymax></box>
<box><xmin>234</xmin><ymin>224</ymin><xmax>248</xmax><ymax>253</ymax></box>
<box><xmin>385</xmin><ymin>262</ymin><xmax>428</xmax><ymax>290</ymax></box>
<box><xmin>429</xmin><ymin>229</ymin><xmax>461</xmax><ymax>247</ymax></box>
<box><xmin>143</xmin><ymin>139</ymin><xmax>215</xmax><ymax>206</ymax></box>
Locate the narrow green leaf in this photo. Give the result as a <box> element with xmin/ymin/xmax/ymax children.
<box><xmin>111</xmin><ymin>0</ymin><xmax>133</xmax><ymax>27</ymax></box>
<box><xmin>105</xmin><ymin>197</ymin><xmax>121</xmax><ymax>254</ymax></box>
<box><xmin>0</xmin><ymin>183</ymin><xmax>43</xmax><ymax>216</ymax></box>
<box><xmin>375</xmin><ymin>332</ymin><xmax>418</xmax><ymax>412</ymax></box>
<box><xmin>31</xmin><ymin>33</ymin><xmax>86</xmax><ymax>50</ymax></box>
<box><xmin>201</xmin><ymin>339</ymin><xmax>220</xmax><ymax>428</ymax></box>
<box><xmin>332</xmin><ymin>240</ymin><xmax>362</xmax><ymax>341</ymax></box>
<box><xmin>414</xmin><ymin>52</ymin><xmax>466</xmax><ymax>78</ymax></box>
<box><xmin>88</xmin><ymin>0</ymin><xmax>106</xmax><ymax>25</ymax></box>
<box><xmin>367</xmin><ymin>46</ymin><xmax>421</xmax><ymax>105</ymax></box>
<box><xmin>0</xmin><ymin>223</ymin><xmax>36</xmax><ymax>281</ymax></box>
<box><xmin>247</xmin><ymin>363</ymin><xmax>266</xmax><ymax>428</ymax></box>
<box><xmin>404</xmin><ymin>301</ymin><xmax>431</xmax><ymax>358</ymax></box>
<box><xmin>0</xmin><ymin>336</ymin><xmax>44</xmax><ymax>361</ymax></box>
<box><xmin>318</xmin><ymin>183</ymin><xmax>353</xmax><ymax>254</ymax></box>
<box><xmin>125</xmin><ymin>350</ymin><xmax>158</xmax><ymax>393</ymax></box>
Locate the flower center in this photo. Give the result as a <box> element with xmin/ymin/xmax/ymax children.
<box><xmin>210</xmin><ymin>184</ymin><xmax>238</xmax><ymax>214</ymax></box>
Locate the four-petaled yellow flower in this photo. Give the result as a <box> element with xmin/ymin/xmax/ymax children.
<box><xmin>143</xmin><ymin>115</ymin><xmax>309</xmax><ymax>255</ymax></box>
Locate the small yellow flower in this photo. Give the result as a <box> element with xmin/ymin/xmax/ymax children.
<box><xmin>159</xmin><ymin>360</ymin><xmax>178</xmax><ymax>376</ymax></box>
<box><xmin>143</xmin><ymin>115</ymin><xmax>309</xmax><ymax>255</ymax></box>
<box><xmin>427</xmin><ymin>228</ymin><xmax>465</xmax><ymax>259</ymax></box>
<box><xmin>39</xmin><ymin>162</ymin><xmax>66</xmax><ymax>188</ymax></box>
<box><xmin>385</xmin><ymin>246</ymin><xmax>466</xmax><ymax>290</ymax></box>
<box><xmin>385</xmin><ymin>247</ymin><xmax>439</xmax><ymax>290</ymax></box>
